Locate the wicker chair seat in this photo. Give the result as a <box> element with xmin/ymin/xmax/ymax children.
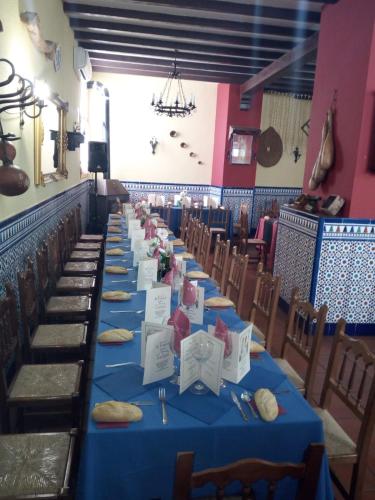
<box><xmin>0</xmin><ymin>431</ymin><xmax>75</xmax><ymax>498</ymax></box>
<box><xmin>45</xmin><ymin>296</ymin><xmax>91</xmax><ymax>315</ymax></box>
<box><xmin>31</xmin><ymin>323</ymin><xmax>86</xmax><ymax>349</ymax></box>
<box><xmin>69</xmin><ymin>250</ymin><xmax>100</xmax><ymax>261</ymax></box>
<box><xmin>314</xmin><ymin>408</ymin><xmax>357</xmax><ymax>459</ymax></box>
<box><xmin>274</xmin><ymin>358</ymin><xmax>305</xmax><ymax>392</ymax></box>
<box><xmin>63</xmin><ymin>261</ymin><xmax>97</xmax><ymax>275</ymax></box>
<box><xmin>9</xmin><ymin>363</ymin><xmax>80</xmax><ymax>401</ymax></box>
<box><xmin>79</xmin><ymin>234</ymin><xmax>103</xmax><ymax>242</ymax></box>
<box><xmin>56</xmin><ymin>276</ymin><xmax>95</xmax><ymax>293</ymax></box>
<box><xmin>74</xmin><ymin>242</ymin><xmax>102</xmax><ymax>250</ymax></box>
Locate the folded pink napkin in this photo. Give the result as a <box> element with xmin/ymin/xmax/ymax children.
<box><xmin>214</xmin><ymin>316</ymin><xmax>232</xmax><ymax>357</ymax></box>
<box><xmin>182</xmin><ymin>276</ymin><xmax>197</xmax><ymax>306</ymax></box>
<box><xmin>168</xmin><ymin>308</ymin><xmax>190</xmax><ymax>355</ymax></box>
<box><xmin>162</xmin><ymin>270</ymin><xmax>174</xmax><ymax>286</ymax></box>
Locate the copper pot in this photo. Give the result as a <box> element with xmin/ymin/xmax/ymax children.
<box><xmin>0</xmin><ymin>163</ymin><xmax>30</xmax><ymax>196</ymax></box>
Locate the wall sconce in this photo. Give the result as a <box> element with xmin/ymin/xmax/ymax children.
<box><xmin>293</xmin><ymin>146</ymin><xmax>302</xmax><ymax>163</ymax></box>
<box><xmin>150</xmin><ymin>136</ymin><xmax>158</xmax><ymax>154</ymax></box>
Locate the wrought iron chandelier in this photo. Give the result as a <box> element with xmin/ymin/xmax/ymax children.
<box><xmin>151</xmin><ymin>56</ymin><xmax>196</xmax><ymax>118</ymax></box>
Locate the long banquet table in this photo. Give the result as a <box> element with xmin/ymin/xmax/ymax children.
<box><xmin>77</xmin><ymin>215</ymin><xmax>333</xmax><ymax>500</ymax></box>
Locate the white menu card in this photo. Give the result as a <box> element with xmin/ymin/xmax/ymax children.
<box><xmin>133</xmin><ymin>239</ymin><xmax>149</xmax><ymax>267</ymax></box>
<box><xmin>128</xmin><ymin>219</ymin><xmax>141</xmax><ymax>238</ymax></box>
<box><xmin>208</xmin><ymin>324</ymin><xmax>252</xmax><ymax>384</ymax></box>
<box><xmin>137</xmin><ymin>257</ymin><xmax>158</xmax><ymax>291</ymax></box>
<box><xmin>145</xmin><ymin>282</ymin><xmax>171</xmax><ymax>324</ymax></box>
<box><xmin>142</xmin><ymin>328</ymin><xmax>174</xmax><ymax>385</ymax></box>
<box><xmin>141</xmin><ymin>321</ymin><xmax>174</xmax><ymax>367</ymax></box>
<box><xmin>131</xmin><ymin>228</ymin><xmax>146</xmax><ymax>250</ymax></box>
<box><xmin>179</xmin><ymin>330</ymin><xmax>224</xmax><ymax>396</ymax></box>
<box><xmin>173</xmin><ymin>257</ymin><xmax>186</xmax><ymax>290</ymax></box>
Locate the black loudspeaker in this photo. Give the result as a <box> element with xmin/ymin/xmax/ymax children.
<box><xmin>88</xmin><ymin>141</ymin><xmax>108</xmax><ymax>173</ymax></box>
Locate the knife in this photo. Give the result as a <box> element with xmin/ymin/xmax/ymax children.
<box><xmin>230</xmin><ymin>390</ymin><xmax>248</xmax><ymax>422</ymax></box>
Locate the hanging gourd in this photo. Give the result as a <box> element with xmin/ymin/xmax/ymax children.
<box><xmin>308</xmin><ymin>108</ymin><xmax>334</xmax><ymax>190</ymax></box>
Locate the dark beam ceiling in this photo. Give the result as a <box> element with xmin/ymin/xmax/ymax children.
<box><xmin>63</xmin><ymin>0</ymin><xmax>340</xmax><ymax>94</ymax></box>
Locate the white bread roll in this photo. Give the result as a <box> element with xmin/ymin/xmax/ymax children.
<box><xmin>106</xmin><ymin>248</ymin><xmax>125</xmax><ymax>256</ymax></box>
<box><xmin>254</xmin><ymin>389</ymin><xmax>278</xmax><ymax>422</ymax></box>
<box><xmin>98</xmin><ymin>329</ymin><xmax>134</xmax><ymax>343</ymax></box>
<box><xmin>105</xmin><ymin>266</ymin><xmax>128</xmax><ymax>274</ymax></box>
<box><xmin>250</xmin><ymin>341</ymin><xmax>265</xmax><ymax>353</ymax></box>
<box><xmin>92</xmin><ymin>401</ymin><xmax>143</xmax><ymax>422</ymax></box>
<box><xmin>102</xmin><ymin>291</ymin><xmax>131</xmax><ymax>301</ymax></box>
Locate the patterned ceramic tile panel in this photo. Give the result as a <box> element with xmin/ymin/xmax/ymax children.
<box><xmin>122</xmin><ymin>181</ymin><xmax>212</xmax><ymax>204</ymax></box>
<box><xmin>0</xmin><ymin>181</ymin><xmax>90</xmax><ymax>298</ymax></box>
<box><xmin>314</xmin><ymin>222</ymin><xmax>375</xmax><ymax>324</ymax></box>
<box><xmin>274</xmin><ymin>208</ymin><xmax>319</xmax><ymax>304</ymax></box>
<box><xmin>252</xmin><ymin>187</ymin><xmax>302</xmax><ymax>230</ymax></box>
<box><xmin>222</xmin><ymin>188</ymin><xmax>253</xmax><ymax>232</ymax></box>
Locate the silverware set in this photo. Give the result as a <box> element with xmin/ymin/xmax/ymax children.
<box><xmin>109</xmin><ymin>309</ymin><xmax>144</xmax><ymax>314</ymax></box>
<box><xmin>158</xmin><ymin>387</ymin><xmax>168</xmax><ymax>425</ymax></box>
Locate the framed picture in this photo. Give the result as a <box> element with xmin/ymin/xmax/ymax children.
<box><xmin>228</xmin><ymin>126</ymin><xmax>260</xmax><ymax>165</ymax></box>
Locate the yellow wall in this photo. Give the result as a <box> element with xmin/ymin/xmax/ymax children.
<box><xmin>0</xmin><ymin>0</ymin><xmax>82</xmax><ymax>222</ymax></box>
<box><xmin>255</xmin><ymin>92</ymin><xmax>311</xmax><ymax>187</ymax></box>
<box><xmin>94</xmin><ymin>71</ymin><xmax>217</xmax><ymax>185</ymax></box>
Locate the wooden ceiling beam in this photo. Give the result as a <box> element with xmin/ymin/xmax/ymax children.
<box><xmin>92</xmin><ymin>65</ymin><xmax>242</xmax><ymax>83</ymax></box>
<box><xmin>74</xmin><ymin>30</ymin><xmax>285</xmax><ymax>60</ymax></box>
<box><xmin>81</xmin><ymin>41</ymin><xmax>277</xmax><ymax>67</ymax></box>
<box><xmin>63</xmin><ymin>3</ymin><xmax>318</xmax><ymax>37</ymax></box>
<box><xmin>126</xmin><ymin>0</ymin><xmax>321</xmax><ymax>24</ymax></box>
<box><xmin>240</xmin><ymin>33</ymin><xmax>319</xmax><ymax>96</ymax></box>
<box><xmin>88</xmin><ymin>51</ymin><xmax>258</xmax><ymax>75</ymax></box>
<box><xmin>68</xmin><ymin>17</ymin><xmax>311</xmax><ymax>44</ymax></box>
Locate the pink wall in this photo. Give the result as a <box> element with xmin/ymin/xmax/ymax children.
<box><xmin>303</xmin><ymin>0</ymin><xmax>375</xmax><ymax>217</ymax></box>
<box><xmin>211</xmin><ymin>84</ymin><xmax>263</xmax><ymax>187</ymax></box>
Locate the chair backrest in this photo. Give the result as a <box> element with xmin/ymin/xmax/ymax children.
<box><xmin>75</xmin><ymin>204</ymin><xmax>83</xmax><ymax>236</ymax></box>
<box><xmin>191</xmin><ymin>222</ymin><xmax>204</xmax><ymax>258</ymax></box>
<box><xmin>189</xmin><ymin>206</ymin><xmax>202</xmax><ymax>221</ymax></box>
<box><xmin>208</xmin><ymin>207</ymin><xmax>230</xmax><ymax>235</ymax></box>
<box><xmin>186</xmin><ymin>218</ymin><xmax>198</xmax><ymax>253</ymax></box>
<box><xmin>17</xmin><ymin>259</ymin><xmax>41</xmax><ymax>358</ymax></box>
<box><xmin>47</xmin><ymin>231</ymin><xmax>62</xmax><ymax>283</ymax></box>
<box><xmin>225</xmin><ymin>251</ymin><xmax>248</xmax><ymax>315</ymax></box>
<box><xmin>280</xmin><ymin>289</ymin><xmax>328</xmax><ymax>401</ymax></box>
<box><xmin>159</xmin><ymin>205</ymin><xmax>171</xmax><ymax>227</ymax></box>
<box><xmin>36</xmin><ymin>242</ymin><xmax>51</xmax><ymax>305</ymax></box>
<box><xmin>211</xmin><ymin>236</ymin><xmax>230</xmax><ymax>294</ymax></box>
<box><xmin>249</xmin><ymin>270</ymin><xmax>281</xmax><ymax>352</ymax></box>
<box><xmin>197</xmin><ymin>226</ymin><xmax>211</xmax><ymax>273</ymax></box>
<box><xmin>57</xmin><ymin>221</ymin><xmax>68</xmax><ymax>264</ymax></box>
<box><xmin>0</xmin><ymin>284</ymin><xmax>20</xmax><ymax>369</ymax></box>
<box><xmin>179</xmin><ymin>208</ymin><xmax>189</xmax><ymax>241</ymax></box>
<box><xmin>173</xmin><ymin>444</ymin><xmax>324</xmax><ymax>500</ymax></box>
<box><xmin>320</xmin><ymin>318</ymin><xmax>375</xmax><ymax>488</ymax></box>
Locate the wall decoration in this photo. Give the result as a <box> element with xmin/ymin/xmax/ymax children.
<box><xmin>19</xmin><ymin>8</ymin><xmax>58</xmax><ymax>63</ymax></box>
<box><xmin>169</xmin><ymin>130</ymin><xmax>177</xmax><ymax>137</ymax></box>
<box><xmin>308</xmin><ymin>108</ymin><xmax>335</xmax><ymax>190</ymax></box>
<box><xmin>228</xmin><ymin>126</ymin><xmax>260</xmax><ymax>165</ymax></box>
<box><xmin>189</xmin><ymin>152</ymin><xmax>196</xmax><ymax>158</ymax></box>
<box><xmin>150</xmin><ymin>136</ymin><xmax>158</xmax><ymax>154</ymax></box>
<box><xmin>180</xmin><ymin>142</ymin><xmax>188</xmax><ymax>148</ymax></box>
<box><xmin>257</xmin><ymin>127</ymin><xmax>283</xmax><ymax>167</ymax></box>
<box><xmin>0</xmin><ymin>133</ymin><xmax>30</xmax><ymax>196</ymax></box>
<box><xmin>34</xmin><ymin>93</ymin><xmax>69</xmax><ymax>185</ymax></box>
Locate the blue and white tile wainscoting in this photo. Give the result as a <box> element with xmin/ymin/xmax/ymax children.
<box><xmin>0</xmin><ymin>180</ymin><xmax>90</xmax><ymax>298</ymax></box>
<box><xmin>274</xmin><ymin>206</ymin><xmax>375</xmax><ymax>335</ymax></box>
<box><xmin>121</xmin><ymin>181</ymin><xmax>301</xmax><ymax>232</ymax></box>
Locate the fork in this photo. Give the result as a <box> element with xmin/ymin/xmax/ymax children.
<box><xmin>110</xmin><ymin>309</ymin><xmax>144</xmax><ymax>314</ymax></box>
<box><xmin>158</xmin><ymin>387</ymin><xmax>168</xmax><ymax>425</ymax></box>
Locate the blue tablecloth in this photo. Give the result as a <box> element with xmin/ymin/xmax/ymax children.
<box><xmin>77</xmin><ymin>219</ymin><xmax>333</xmax><ymax>500</ymax></box>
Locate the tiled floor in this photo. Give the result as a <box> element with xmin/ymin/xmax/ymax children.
<box><xmin>237</xmin><ymin>259</ymin><xmax>375</xmax><ymax>500</ymax></box>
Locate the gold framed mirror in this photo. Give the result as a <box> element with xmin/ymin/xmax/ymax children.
<box><xmin>34</xmin><ymin>93</ymin><xmax>68</xmax><ymax>185</ymax></box>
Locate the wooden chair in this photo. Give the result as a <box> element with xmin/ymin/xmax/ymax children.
<box><xmin>233</xmin><ymin>203</ymin><xmax>249</xmax><ymax>242</ymax></box>
<box><xmin>315</xmin><ymin>319</ymin><xmax>375</xmax><ymax>500</ymax></box>
<box><xmin>197</xmin><ymin>226</ymin><xmax>211</xmax><ymax>273</ymax></box>
<box><xmin>186</xmin><ymin>217</ymin><xmax>198</xmax><ymax>253</ymax></box>
<box><xmin>225</xmin><ymin>251</ymin><xmax>248</xmax><ymax>315</ymax></box>
<box><xmin>191</xmin><ymin>222</ymin><xmax>204</xmax><ymax>259</ymax></box>
<box><xmin>36</xmin><ymin>246</ymin><xmax>92</xmax><ymax>324</ymax></box>
<box><xmin>179</xmin><ymin>208</ymin><xmax>189</xmax><ymax>241</ymax></box>
<box><xmin>239</xmin><ymin>210</ymin><xmax>266</xmax><ymax>265</ymax></box>
<box><xmin>211</xmin><ymin>236</ymin><xmax>230</xmax><ymax>294</ymax></box>
<box><xmin>58</xmin><ymin>223</ymin><xmax>98</xmax><ymax>277</ymax></box>
<box><xmin>18</xmin><ymin>259</ymin><xmax>88</xmax><ymax>361</ymax></box>
<box><xmin>208</xmin><ymin>207</ymin><xmax>231</xmax><ymax>241</ymax></box>
<box><xmin>48</xmin><ymin>232</ymin><xmax>96</xmax><ymax>295</ymax></box>
<box><xmin>67</xmin><ymin>209</ymin><xmax>102</xmax><ymax>252</ymax></box>
<box><xmin>75</xmin><ymin>203</ymin><xmax>104</xmax><ymax>242</ymax></box>
<box><xmin>189</xmin><ymin>206</ymin><xmax>203</xmax><ymax>221</ymax></box>
<box><xmin>0</xmin><ymin>284</ymin><xmax>83</xmax><ymax>432</ymax></box>
<box><xmin>64</xmin><ymin>215</ymin><xmax>100</xmax><ymax>262</ymax></box>
<box><xmin>274</xmin><ymin>289</ymin><xmax>328</xmax><ymax>401</ymax></box>
<box><xmin>249</xmin><ymin>269</ymin><xmax>281</xmax><ymax>353</ymax></box>
<box><xmin>158</xmin><ymin>205</ymin><xmax>171</xmax><ymax>228</ymax></box>
<box><xmin>0</xmin><ymin>427</ymin><xmax>78</xmax><ymax>499</ymax></box>
<box><xmin>173</xmin><ymin>444</ymin><xmax>324</xmax><ymax>500</ymax></box>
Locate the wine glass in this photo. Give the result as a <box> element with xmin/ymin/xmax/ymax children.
<box><xmin>214</xmin><ymin>325</ymin><xmax>232</xmax><ymax>388</ymax></box>
<box><xmin>182</xmin><ymin>278</ymin><xmax>197</xmax><ymax>308</ymax></box>
<box><xmin>189</xmin><ymin>334</ymin><xmax>214</xmax><ymax>395</ymax></box>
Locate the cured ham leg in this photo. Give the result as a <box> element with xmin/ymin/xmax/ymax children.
<box><xmin>309</xmin><ymin>109</ymin><xmax>334</xmax><ymax>190</ymax></box>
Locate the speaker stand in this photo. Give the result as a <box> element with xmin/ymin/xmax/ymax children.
<box><xmin>88</xmin><ymin>172</ymin><xmax>100</xmax><ymax>234</ymax></box>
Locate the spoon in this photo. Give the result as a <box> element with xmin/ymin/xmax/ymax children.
<box><xmin>110</xmin><ymin>309</ymin><xmax>144</xmax><ymax>314</ymax></box>
<box><xmin>241</xmin><ymin>391</ymin><xmax>258</xmax><ymax>419</ymax></box>
<box><xmin>110</xmin><ymin>279</ymin><xmax>136</xmax><ymax>283</ymax></box>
